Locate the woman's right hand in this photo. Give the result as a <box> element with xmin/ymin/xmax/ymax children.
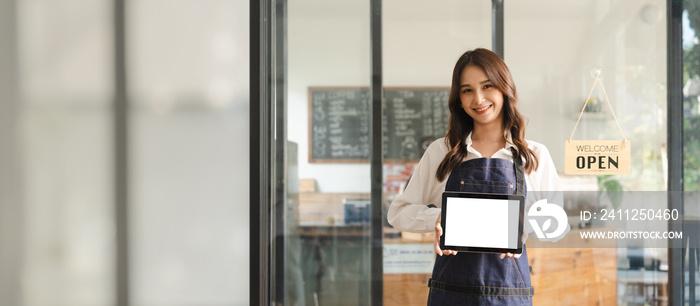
<box><xmin>434</xmin><ymin>214</ymin><xmax>458</xmax><ymax>256</ymax></box>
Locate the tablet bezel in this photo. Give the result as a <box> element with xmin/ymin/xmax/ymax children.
<box><xmin>440</xmin><ymin>191</ymin><xmax>525</xmax><ymax>254</ymax></box>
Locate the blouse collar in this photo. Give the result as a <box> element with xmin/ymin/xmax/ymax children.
<box><xmin>465</xmin><ymin>132</ymin><xmax>516</xmax><ymax>157</ymax></box>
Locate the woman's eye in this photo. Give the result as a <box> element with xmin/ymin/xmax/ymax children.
<box><xmin>483</xmin><ymin>84</ymin><xmax>493</xmax><ymax>89</ymax></box>
<box><xmin>462</xmin><ymin>88</ymin><xmax>472</xmax><ymax>93</ymax></box>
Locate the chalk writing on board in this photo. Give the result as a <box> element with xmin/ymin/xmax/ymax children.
<box><xmin>309</xmin><ymin>87</ymin><xmax>449</xmax><ymax>163</ymax></box>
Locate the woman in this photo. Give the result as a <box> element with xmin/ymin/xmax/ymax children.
<box><xmin>387</xmin><ymin>48</ymin><xmax>564</xmax><ymax>305</ymax></box>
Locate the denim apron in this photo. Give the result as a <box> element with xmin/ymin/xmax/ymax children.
<box><xmin>427</xmin><ymin>148</ymin><xmax>533</xmax><ymax>305</ymax></box>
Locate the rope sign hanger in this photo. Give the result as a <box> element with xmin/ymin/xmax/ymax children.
<box><xmin>568</xmin><ymin>67</ymin><xmax>628</xmax><ymax>146</ymax></box>
<box><xmin>564</xmin><ymin>67</ymin><xmax>631</xmax><ymax>175</ymax></box>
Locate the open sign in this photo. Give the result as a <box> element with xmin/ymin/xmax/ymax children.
<box><xmin>564</xmin><ymin>140</ymin><xmax>630</xmax><ymax>175</ymax></box>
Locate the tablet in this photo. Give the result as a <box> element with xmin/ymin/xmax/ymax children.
<box><xmin>440</xmin><ymin>192</ymin><xmax>525</xmax><ymax>254</ymax></box>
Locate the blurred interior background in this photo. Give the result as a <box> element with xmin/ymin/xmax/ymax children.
<box><xmin>0</xmin><ymin>0</ymin><xmax>699</xmax><ymax>305</ymax></box>
<box><xmin>0</xmin><ymin>0</ymin><xmax>250</xmax><ymax>305</ymax></box>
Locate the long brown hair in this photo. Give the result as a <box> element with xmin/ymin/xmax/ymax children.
<box><xmin>436</xmin><ymin>48</ymin><xmax>538</xmax><ymax>181</ymax></box>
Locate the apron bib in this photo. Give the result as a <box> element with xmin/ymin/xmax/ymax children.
<box><xmin>427</xmin><ymin>148</ymin><xmax>533</xmax><ymax>306</ymax></box>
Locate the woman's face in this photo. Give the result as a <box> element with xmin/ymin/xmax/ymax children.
<box><xmin>459</xmin><ymin>65</ymin><xmax>504</xmax><ymax>127</ymax></box>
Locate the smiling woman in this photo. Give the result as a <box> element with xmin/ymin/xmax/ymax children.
<box><xmin>387</xmin><ymin>48</ymin><xmax>565</xmax><ymax>306</ymax></box>
<box><xmin>437</xmin><ymin>48</ymin><xmax>539</xmax><ymax>182</ymax></box>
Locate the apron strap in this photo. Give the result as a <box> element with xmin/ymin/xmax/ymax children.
<box><xmin>510</xmin><ymin>147</ymin><xmax>525</xmax><ymax>196</ymax></box>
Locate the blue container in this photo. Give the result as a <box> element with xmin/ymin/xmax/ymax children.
<box><xmin>344</xmin><ymin>203</ymin><xmax>358</xmax><ymax>224</ymax></box>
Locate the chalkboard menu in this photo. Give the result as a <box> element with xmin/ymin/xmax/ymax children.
<box><xmin>308</xmin><ymin>87</ymin><xmax>450</xmax><ymax>163</ymax></box>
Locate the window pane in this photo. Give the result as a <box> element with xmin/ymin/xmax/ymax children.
<box><xmin>279</xmin><ymin>0</ymin><xmax>373</xmax><ymax>305</ymax></box>
<box><xmin>506</xmin><ymin>1</ymin><xmax>668</xmax><ymax>304</ymax></box>
<box><xmin>382</xmin><ymin>1</ymin><xmax>492</xmax><ymax>305</ymax></box>
<box><xmin>683</xmin><ymin>0</ymin><xmax>700</xmax><ymax>304</ymax></box>
<box><xmin>128</xmin><ymin>1</ymin><xmax>249</xmax><ymax>305</ymax></box>
<box><xmin>683</xmin><ymin>0</ymin><xmax>700</xmax><ymax>193</ymax></box>
<box><xmin>16</xmin><ymin>0</ymin><xmax>115</xmax><ymax>305</ymax></box>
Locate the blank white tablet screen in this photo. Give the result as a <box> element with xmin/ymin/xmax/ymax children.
<box><xmin>444</xmin><ymin>197</ymin><xmax>519</xmax><ymax>249</ymax></box>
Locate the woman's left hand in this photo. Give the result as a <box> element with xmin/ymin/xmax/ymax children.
<box><xmin>499</xmin><ymin>252</ymin><xmax>521</xmax><ymax>259</ymax></box>
<box><xmin>499</xmin><ymin>232</ymin><xmax>526</xmax><ymax>259</ymax></box>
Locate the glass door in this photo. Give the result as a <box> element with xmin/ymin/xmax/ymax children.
<box><xmin>270</xmin><ymin>0</ymin><xmax>375</xmax><ymax>305</ymax></box>
<box><xmin>504</xmin><ymin>1</ymin><xmax>695</xmax><ymax>305</ymax></box>
<box><xmin>381</xmin><ymin>1</ymin><xmax>492</xmax><ymax>305</ymax></box>
<box><xmin>260</xmin><ymin>0</ymin><xmax>700</xmax><ymax>305</ymax></box>
<box><xmin>682</xmin><ymin>0</ymin><xmax>700</xmax><ymax>304</ymax></box>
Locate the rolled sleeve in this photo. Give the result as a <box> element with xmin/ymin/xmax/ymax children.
<box><xmin>387</xmin><ymin>139</ymin><xmax>448</xmax><ymax>233</ymax></box>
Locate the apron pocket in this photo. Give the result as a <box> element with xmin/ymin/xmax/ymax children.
<box><xmin>460</xmin><ymin>179</ymin><xmax>514</xmax><ymax>194</ymax></box>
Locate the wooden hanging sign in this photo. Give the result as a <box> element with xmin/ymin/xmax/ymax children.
<box><xmin>565</xmin><ymin>140</ymin><xmax>630</xmax><ymax>175</ymax></box>
<box><xmin>565</xmin><ymin>68</ymin><xmax>631</xmax><ymax>175</ymax></box>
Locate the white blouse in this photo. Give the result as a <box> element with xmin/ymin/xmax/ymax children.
<box><xmin>386</xmin><ymin>133</ymin><xmax>565</xmax><ymax>241</ymax></box>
